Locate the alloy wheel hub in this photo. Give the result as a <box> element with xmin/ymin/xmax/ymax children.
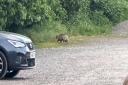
<box><xmin>0</xmin><ymin>57</ymin><xmax>3</xmax><ymax>73</ymax></box>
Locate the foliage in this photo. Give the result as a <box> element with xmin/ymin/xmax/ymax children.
<box><xmin>0</xmin><ymin>0</ymin><xmax>128</xmax><ymax>43</ymax></box>
<box><xmin>90</xmin><ymin>0</ymin><xmax>128</xmax><ymax>24</ymax></box>
<box><xmin>0</xmin><ymin>0</ymin><xmax>53</xmax><ymax>31</ymax></box>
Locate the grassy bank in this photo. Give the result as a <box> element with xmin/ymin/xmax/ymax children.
<box><xmin>35</xmin><ymin>34</ymin><xmax>114</xmax><ymax>48</ymax></box>
<box><xmin>17</xmin><ymin>21</ymin><xmax>112</xmax><ymax>48</ymax></box>
<box><xmin>35</xmin><ymin>36</ymin><xmax>93</xmax><ymax>48</ymax></box>
<box><xmin>35</xmin><ymin>33</ymin><xmax>128</xmax><ymax>48</ymax></box>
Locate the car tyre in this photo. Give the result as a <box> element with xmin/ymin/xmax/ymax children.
<box><xmin>4</xmin><ymin>69</ymin><xmax>20</xmax><ymax>78</ymax></box>
<box><xmin>0</xmin><ymin>51</ymin><xmax>8</xmax><ymax>79</ymax></box>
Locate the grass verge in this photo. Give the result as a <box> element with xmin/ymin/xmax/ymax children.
<box><xmin>35</xmin><ymin>35</ymin><xmax>107</xmax><ymax>48</ymax></box>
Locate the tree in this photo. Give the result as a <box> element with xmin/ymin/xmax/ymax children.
<box><xmin>90</xmin><ymin>0</ymin><xmax>128</xmax><ymax>24</ymax></box>
<box><xmin>0</xmin><ymin>0</ymin><xmax>53</xmax><ymax>31</ymax></box>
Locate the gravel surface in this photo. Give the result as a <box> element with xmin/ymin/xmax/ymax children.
<box><xmin>113</xmin><ymin>20</ymin><xmax>128</xmax><ymax>36</ymax></box>
<box><xmin>1</xmin><ymin>37</ymin><xmax>128</xmax><ymax>85</ymax></box>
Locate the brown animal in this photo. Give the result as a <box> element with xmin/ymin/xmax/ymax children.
<box><xmin>56</xmin><ymin>34</ymin><xmax>69</xmax><ymax>43</ymax></box>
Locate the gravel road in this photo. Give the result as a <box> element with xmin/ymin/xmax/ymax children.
<box><xmin>1</xmin><ymin>37</ymin><xmax>128</xmax><ymax>85</ymax></box>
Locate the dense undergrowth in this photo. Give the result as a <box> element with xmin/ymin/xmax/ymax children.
<box><xmin>1</xmin><ymin>0</ymin><xmax>128</xmax><ymax>44</ymax></box>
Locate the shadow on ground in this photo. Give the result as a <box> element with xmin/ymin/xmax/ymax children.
<box><xmin>1</xmin><ymin>77</ymin><xmax>31</xmax><ymax>81</ymax></box>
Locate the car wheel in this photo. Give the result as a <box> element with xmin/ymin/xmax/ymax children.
<box><xmin>0</xmin><ymin>51</ymin><xmax>8</xmax><ymax>79</ymax></box>
<box><xmin>4</xmin><ymin>69</ymin><xmax>20</xmax><ymax>78</ymax></box>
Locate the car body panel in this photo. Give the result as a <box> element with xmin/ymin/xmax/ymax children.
<box><xmin>0</xmin><ymin>31</ymin><xmax>32</xmax><ymax>43</ymax></box>
<box><xmin>0</xmin><ymin>31</ymin><xmax>35</xmax><ymax>70</ymax></box>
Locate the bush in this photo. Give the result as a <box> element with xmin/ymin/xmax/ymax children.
<box><xmin>19</xmin><ymin>21</ymin><xmax>68</xmax><ymax>43</ymax></box>
<box><xmin>90</xmin><ymin>0</ymin><xmax>128</xmax><ymax>24</ymax></box>
<box><xmin>1</xmin><ymin>0</ymin><xmax>128</xmax><ymax>44</ymax></box>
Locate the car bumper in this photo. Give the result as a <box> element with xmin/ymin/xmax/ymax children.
<box><xmin>7</xmin><ymin>49</ymin><xmax>36</xmax><ymax>70</ymax></box>
<box><xmin>0</xmin><ymin>39</ymin><xmax>36</xmax><ymax>70</ymax></box>
<box><xmin>17</xmin><ymin>58</ymin><xmax>35</xmax><ymax>70</ymax></box>
<box><xmin>0</xmin><ymin>40</ymin><xmax>36</xmax><ymax>70</ymax></box>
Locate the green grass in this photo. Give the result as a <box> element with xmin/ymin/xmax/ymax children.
<box><xmin>35</xmin><ymin>36</ymin><xmax>83</xmax><ymax>48</ymax></box>
<box><xmin>35</xmin><ymin>35</ymin><xmax>107</xmax><ymax>48</ymax></box>
<box><xmin>17</xmin><ymin>21</ymin><xmax>112</xmax><ymax>48</ymax></box>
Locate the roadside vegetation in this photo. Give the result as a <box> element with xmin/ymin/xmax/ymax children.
<box><xmin>0</xmin><ymin>0</ymin><xmax>128</xmax><ymax>47</ymax></box>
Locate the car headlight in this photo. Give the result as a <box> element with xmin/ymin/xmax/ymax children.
<box><xmin>8</xmin><ymin>40</ymin><xmax>26</xmax><ymax>48</ymax></box>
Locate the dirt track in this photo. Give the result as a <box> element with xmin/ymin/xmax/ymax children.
<box><xmin>1</xmin><ymin>37</ymin><xmax>128</xmax><ymax>85</ymax></box>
